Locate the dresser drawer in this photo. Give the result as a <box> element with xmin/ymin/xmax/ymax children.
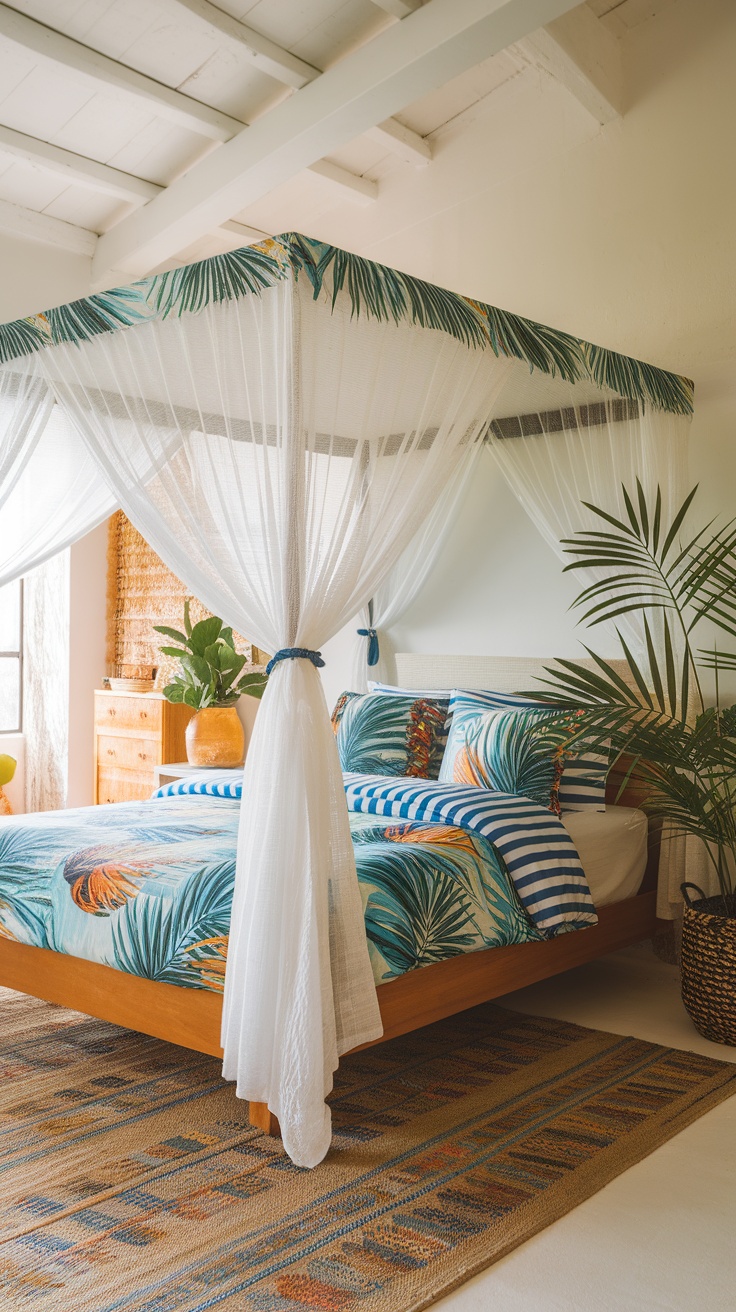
<box><xmin>96</xmin><ymin>768</ymin><xmax>156</xmax><ymax>806</ymax></box>
<box><xmin>95</xmin><ymin>695</ymin><xmax>162</xmax><ymax>736</ymax></box>
<box><xmin>97</xmin><ymin>734</ymin><xmax>160</xmax><ymax>774</ymax></box>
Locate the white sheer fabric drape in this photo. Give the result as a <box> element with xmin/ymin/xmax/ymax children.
<box><xmin>0</xmin><ymin>377</ymin><xmax>115</xmax><ymax>587</ymax></box>
<box><xmin>485</xmin><ymin>388</ymin><xmax>698</xmax><ymax>916</ymax></box>
<box><xmin>351</xmin><ymin>440</ymin><xmax>484</xmax><ymax>690</ymax></box>
<box><xmin>23</xmin><ymin>549</ymin><xmax>70</xmax><ymax>812</ymax></box>
<box><xmin>40</xmin><ymin>276</ymin><xmax>512</xmax><ymax>1165</ymax></box>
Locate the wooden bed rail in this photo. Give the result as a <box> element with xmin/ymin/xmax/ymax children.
<box><xmin>0</xmin><ymin>888</ymin><xmax>660</xmax><ymax>1139</ymax></box>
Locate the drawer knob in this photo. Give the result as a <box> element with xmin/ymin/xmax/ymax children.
<box><xmin>108</xmin><ymin>708</ymin><xmax>116</xmax><ymax>717</ymax></box>
<box><xmin>107</xmin><ymin>748</ymin><xmax>115</xmax><ymax>757</ymax></box>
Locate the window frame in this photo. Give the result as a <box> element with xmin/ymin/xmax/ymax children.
<box><xmin>0</xmin><ymin>579</ymin><xmax>23</xmax><ymax>734</ymax></box>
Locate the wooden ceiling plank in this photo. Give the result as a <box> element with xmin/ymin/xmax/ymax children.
<box><xmin>368</xmin><ymin>116</ymin><xmax>431</xmax><ymax>164</ymax></box>
<box><xmin>0</xmin><ymin>122</ymin><xmax>161</xmax><ymax>202</ymax></box>
<box><xmin>92</xmin><ymin>0</ymin><xmax>583</xmax><ymax>283</ymax></box>
<box><xmin>308</xmin><ymin>158</ymin><xmax>377</xmax><ymax>204</ymax></box>
<box><xmin>371</xmin><ymin>0</ymin><xmax>423</xmax><ymax>17</ymax></box>
<box><xmin>517</xmin><ymin>2</ymin><xmax>623</xmax><ymax>124</ymax></box>
<box><xmin>170</xmin><ymin>0</ymin><xmax>320</xmax><ymax>89</ymax></box>
<box><xmin>0</xmin><ymin>194</ymin><xmax>96</xmax><ymax>255</ymax></box>
<box><xmin>0</xmin><ymin>3</ymin><xmax>242</xmax><ymax>141</ymax></box>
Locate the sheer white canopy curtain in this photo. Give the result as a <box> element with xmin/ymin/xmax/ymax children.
<box><xmin>37</xmin><ymin>274</ymin><xmax>512</xmax><ymax>1166</ymax></box>
<box><xmin>0</xmin><ymin>357</ymin><xmax>114</xmax><ymax>586</ymax></box>
<box><xmin>484</xmin><ymin>379</ymin><xmax>695</xmax><ymax>916</ymax></box>
<box><xmin>351</xmin><ymin>438</ymin><xmax>484</xmax><ymax>690</ymax></box>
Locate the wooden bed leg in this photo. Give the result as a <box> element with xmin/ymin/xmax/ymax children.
<box><xmin>249</xmin><ymin>1100</ymin><xmax>281</xmax><ymax>1137</ymax></box>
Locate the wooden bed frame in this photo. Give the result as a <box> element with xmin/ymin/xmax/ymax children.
<box><xmin>0</xmin><ymin>755</ymin><xmax>661</xmax><ymax>1137</ymax></box>
<box><xmin>0</xmin><ymin>656</ymin><xmax>662</xmax><ymax>1138</ymax></box>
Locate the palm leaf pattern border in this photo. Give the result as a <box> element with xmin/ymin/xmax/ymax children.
<box><xmin>0</xmin><ymin>232</ymin><xmax>692</xmax><ymax>414</ymax></box>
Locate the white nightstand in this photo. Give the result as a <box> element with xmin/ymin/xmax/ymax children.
<box><xmin>153</xmin><ymin>761</ymin><xmax>243</xmax><ymax>789</ymax></box>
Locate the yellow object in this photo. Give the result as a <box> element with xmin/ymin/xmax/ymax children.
<box><xmin>0</xmin><ymin>755</ymin><xmax>16</xmax><ymax>787</ymax></box>
<box><xmin>185</xmin><ymin>707</ymin><xmax>244</xmax><ymax>768</ymax></box>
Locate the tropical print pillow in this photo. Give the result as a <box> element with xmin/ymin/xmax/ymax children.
<box><xmin>442</xmin><ymin>689</ymin><xmax>610</xmax><ymax>812</ymax></box>
<box><xmin>331</xmin><ymin>692</ymin><xmax>449</xmax><ymax>778</ymax></box>
<box><xmin>444</xmin><ymin>708</ymin><xmax>570</xmax><ymax>814</ymax></box>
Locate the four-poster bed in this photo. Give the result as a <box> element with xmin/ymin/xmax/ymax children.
<box><xmin>0</xmin><ymin>234</ymin><xmax>692</xmax><ymax>1165</ymax></box>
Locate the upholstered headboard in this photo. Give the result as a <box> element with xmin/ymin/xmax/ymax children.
<box><xmin>395</xmin><ymin>653</ymin><xmax>649</xmax><ymax>815</ymax></box>
<box><xmin>395</xmin><ymin>653</ymin><xmax>636</xmax><ymax>695</ymax></box>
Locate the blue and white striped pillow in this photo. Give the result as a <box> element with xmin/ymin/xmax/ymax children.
<box><xmin>439</xmin><ymin>689</ymin><xmax>609</xmax><ymax>813</ymax></box>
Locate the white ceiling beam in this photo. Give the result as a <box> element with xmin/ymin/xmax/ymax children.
<box><xmin>368</xmin><ymin>117</ymin><xmax>431</xmax><ymax>165</ymax></box>
<box><xmin>93</xmin><ymin>0</ymin><xmax>583</xmax><ymax>284</ymax></box>
<box><xmin>0</xmin><ymin>119</ymin><xmax>371</xmax><ymax>217</ymax></box>
<box><xmin>517</xmin><ymin>3</ymin><xmax>622</xmax><ymax>124</ymax></box>
<box><xmin>0</xmin><ymin>196</ymin><xmax>96</xmax><ymax>255</ymax></box>
<box><xmin>0</xmin><ymin>3</ymin><xmax>242</xmax><ymax>141</ymax></box>
<box><xmin>308</xmin><ymin>158</ymin><xmax>377</xmax><ymax>204</ymax></box>
<box><xmin>0</xmin><ymin>123</ymin><xmax>160</xmax><ymax>203</ymax></box>
<box><xmin>169</xmin><ymin>0</ymin><xmax>319</xmax><ymax>90</ymax></box>
<box><xmin>170</xmin><ymin>0</ymin><xmax>431</xmax><ymax>167</ymax></box>
<box><xmin>371</xmin><ymin>0</ymin><xmax>423</xmax><ymax>17</ymax></box>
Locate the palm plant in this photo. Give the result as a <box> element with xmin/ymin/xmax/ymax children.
<box><xmin>538</xmin><ymin>481</ymin><xmax>736</xmax><ymax>912</ymax></box>
<box><xmin>154</xmin><ymin>601</ymin><xmax>267</xmax><ymax>709</ymax></box>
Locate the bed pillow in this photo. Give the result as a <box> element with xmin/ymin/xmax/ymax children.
<box><xmin>447</xmin><ymin>706</ymin><xmax>568</xmax><ymax>814</ymax></box>
<box><xmin>440</xmin><ymin>688</ymin><xmax>609</xmax><ymax>812</ymax></box>
<box><xmin>368</xmin><ymin>681</ymin><xmax>449</xmax><ymax>699</ymax></box>
<box><xmin>331</xmin><ymin>692</ymin><xmax>450</xmax><ymax>779</ymax></box>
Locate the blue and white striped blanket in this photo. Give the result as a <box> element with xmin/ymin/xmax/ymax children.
<box><xmin>155</xmin><ymin>770</ymin><xmax>596</xmax><ymax>937</ymax></box>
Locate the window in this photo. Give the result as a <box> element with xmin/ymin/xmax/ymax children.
<box><xmin>0</xmin><ymin>579</ymin><xmax>22</xmax><ymax>732</ymax></box>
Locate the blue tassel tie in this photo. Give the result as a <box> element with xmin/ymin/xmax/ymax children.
<box><xmin>266</xmin><ymin>647</ymin><xmax>325</xmax><ymax>676</ymax></box>
<box><xmin>357</xmin><ymin>627</ymin><xmax>380</xmax><ymax>667</ymax></box>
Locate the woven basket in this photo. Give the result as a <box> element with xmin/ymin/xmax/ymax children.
<box><xmin>681</xmin><ymin>882</ymin><xmax>736</xmax><ymax>1045</ymax></box>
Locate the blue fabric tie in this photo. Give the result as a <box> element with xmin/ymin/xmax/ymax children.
<box><xmin>357</xmin><ymin>627</ymin><xmax>380</xmax><ymax>667</ymax></box>
<box><xmin>265</xmin><ymin>647</ymin><xmax>325</xmax><ymax>675</ymax></box>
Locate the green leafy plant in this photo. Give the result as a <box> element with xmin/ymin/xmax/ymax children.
<box><xmin>154</xmin><ymin>601</ymin><xmax>267</xmax><ymax>710</ymax></box>
<box><xmin>538</xmin><ymin>481</ymin><xmax>736</xmax><ymax>911</ymax></box>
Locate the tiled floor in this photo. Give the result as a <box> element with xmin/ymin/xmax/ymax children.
<box><xmin>436</xmin><ymin>943</ymin><xmax>736</xmax><ymax>1311</ymax></box>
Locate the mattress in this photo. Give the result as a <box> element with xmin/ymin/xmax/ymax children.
<box><xmin>562</xmin><ymin>806</ymin><xmax>648</xmax><ymax>906</ymax></box>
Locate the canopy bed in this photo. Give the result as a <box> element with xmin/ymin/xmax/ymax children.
<box><xmin>0</xmin><ymin>234</ymin><xmax>692</xmax><ymax>1165</ymax></box>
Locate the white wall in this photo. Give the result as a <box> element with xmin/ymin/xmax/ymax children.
<box><xmin>66</xmin><ymin>523</ymin><xmax>108</xmax><ymax>808</ymax></box>
<box><xmin>322</xmin><ymin>0</ymin><xmax>736</xmax><ymax>705</ymax></box>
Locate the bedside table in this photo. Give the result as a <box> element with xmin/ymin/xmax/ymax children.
<box><xmin>153</xmin><ymin>762</ymin><xmax>243</xmax><ymax>789</ymax></box>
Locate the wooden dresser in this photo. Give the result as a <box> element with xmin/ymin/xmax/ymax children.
<box><xmin>94</xmin><ymin>691</ymin><xmax>195</xmax><ymax>805</ymax></box>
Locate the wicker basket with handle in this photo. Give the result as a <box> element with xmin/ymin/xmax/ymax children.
<box><xmin>681</xmin><ymin>882</ymin><xmax>736</xmax><ymax>1046</ymax></box>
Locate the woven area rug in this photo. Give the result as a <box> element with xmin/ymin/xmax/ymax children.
<box><xmin>0</xmin><ymin>988</ymin><xmax>734</xmax><ymax>1311</ymax></box>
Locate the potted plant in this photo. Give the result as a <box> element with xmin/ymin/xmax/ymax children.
<box><xmin>538</xmin><ymin>481</ymin><xmax>736</xmax><ymax>1045</ymax></box>
<box><xmin>154</xmin><ymin>602</ymin><xmax>267</xmax><ymax>768</ymax></box>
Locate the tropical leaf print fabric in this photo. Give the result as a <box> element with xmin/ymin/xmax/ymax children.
<box><xmin>350</xmin><ymin>814</ymin><xmax>537</xmax><ymax>981</ymax></box>
<box><xmin>0</xmin><ymin>773</ymin><xmax>592</xmax><ymax>992</ymax></box>
<box><xmin>0</xmin><ymin>233</ymin><xmax>693</xmax><ymax>415</ymax></box>
<box><xmin>449</xmin><ymin>709</ymin><xmax>566</xmax><ymax>814</ymax></box>
<box><xmin>440</xmin><ymin>689</ymin><xmax>610</xmax><ymax>812</ymax></box>
<box><xmin>331</xmin><ymin>692</ymin><xmax>449</xmax><ymax>778</ymax></box>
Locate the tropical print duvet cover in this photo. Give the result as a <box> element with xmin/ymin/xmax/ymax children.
<box><xmin>0</xmin><ymin>775</ymin><xmax>594</xmax><ymax>992</ymax></box>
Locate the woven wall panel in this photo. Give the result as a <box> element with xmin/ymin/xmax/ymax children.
<box><xmin>106</xmin><ymin>512</ymin><xmax>265</xmax><ymax>689</ymax></box>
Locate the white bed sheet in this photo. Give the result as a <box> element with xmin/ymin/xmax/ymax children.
<box><xmin>562</xmin><ymin>807</ymin><xmax>648</xmax><ymax>907</ymax></box>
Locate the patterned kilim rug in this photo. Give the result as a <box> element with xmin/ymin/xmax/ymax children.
<box><xmin>0</xmin><ymin>987</ymin><xmax>734</xmax><ymax>1311</ymax></box>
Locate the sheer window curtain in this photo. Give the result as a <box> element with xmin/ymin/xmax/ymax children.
<box><xmin>40</xmin><ymin>276</ymin><xmax>512</xmax><ymax>1166</ymax></box>
<box><xmin>23</xmin><ymin>549</ymin><xmax>70</xmax><ymax>813</ymax></box>
<box><xmin>485</xmin><ymin>386</ymin><xmax>700</xmax><ymax>916</ymax></box>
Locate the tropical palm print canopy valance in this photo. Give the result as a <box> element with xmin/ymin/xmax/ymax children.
<box><xmin>0</xmin><ymin>231</ymin><xmax>692</xmax><ymax>415</ymax></box>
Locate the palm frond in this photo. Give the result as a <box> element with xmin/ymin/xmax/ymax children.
<box><xmin>111</xmin><ymin>861</ymin><xmax>233</xmax><ymax>986</ymax></box>
<box><xmin>149</xmin><ymin>246</ymin><xmax>287</xmax><ymax>318</ymax></box>
<box><xmin>45</xmin><ymin>287</ymin><xmax>149</xmax><ymax>346</ymax></box>
<box><xmin>0</xmin><ymin>315</ymin><xmax>49</xmax><ymax>363</ymax></box>
<box><xmin>581</xmin><ymin>341</ymin><xmax>694</xmax><ymax>414</ymax></box>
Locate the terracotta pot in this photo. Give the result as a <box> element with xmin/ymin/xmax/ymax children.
<box><xmin>185</xmin><ymin>706</ymin><xmax>244</xmax><ymax>768</ymax></box>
